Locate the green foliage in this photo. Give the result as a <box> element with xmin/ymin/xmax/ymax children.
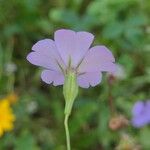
<box><xmin>14</xmin><ymin>131</ymin><xmax>39</xmax><ymax>150</ymax></box>
<box><xmin>0</xmin><ymin>0</ymin><xmax>149</xmax><ymax>149</ymax></box>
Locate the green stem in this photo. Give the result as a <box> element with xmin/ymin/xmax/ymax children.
<box><xmin>64</xmin><ymin>114</ymin><xmax>71</xmax><ymax>150</ymax></box>
<box><xmin>63</xmin><ymin>71</ymin><xmax>78</xmax><ymax>150</ymax></box>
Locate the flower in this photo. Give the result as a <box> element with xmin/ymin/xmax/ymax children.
<box><xmin>5</xmin><ymin>62</ymin><xmax>17</xmax><ymax>74</ymax></box>
<box><xmin>0</xmin><ymin>99</ymin><xmax>15</xmax><ymax>137</ymax></box>
<box><xmin>109</xmin><ymin>64</ymin><xmax>126</xmax><ymax>80</ymax></box>
<box><xmin>27</xmin><ymin>29</ymin><xmax>116</xmax><ymax>88</ymax></box>
<box><xmin>131</xmin><ymin>100</ymin><xmax>150</xmax><ymax>128</ymax></box>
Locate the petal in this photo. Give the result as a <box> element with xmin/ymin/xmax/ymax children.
<box><xmin>27</xmin><ymin>39</ymin><xmax>65</xmax><ymax>71</ymax></box>
<box><xmin>77</xmin><ymin>72</ymin><xmax>102</xmax><ymax>88</ymax></box>
<box><xmin>132</xmin><ymin>115</ymin><xmax>149</xmax><ymax>128</ymax></box>
<box><xmin>41</xmin><ymin>70</ymin><xmax>64</xmax><ymax>86</ymax></box>
<box><xmin>132</xmin><ymin>101</ymin><xmax>144</xmax><ymax>116</ymax></box>
<box><xmin>132</xmin><ymin>101</ymin><xmax>150</xmax><ymax>127</ymax></box>
<box><xmin>145</xmin><ymin>100</ymin><xmax>150</xmax><ymax>121</ymax></box>
<box><xmin>54</xmin><ymin>29</ymin><xmax>94</xmax><ymax>67</ymax></box>
<box><xmin>146</xmin><ymin>100</ymin><xmax>150</xmax><ymax>108</ymax></box>
<box><xmin>79</xmin><ymin>46</ymin><xmax>116</xmax><ymax>73</ymax></box>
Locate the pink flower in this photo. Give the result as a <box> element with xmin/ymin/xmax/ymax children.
<box><xmin>27</xmin><ymin>29</ymin><xmax>116</xmax><ymax>88</ymax></box>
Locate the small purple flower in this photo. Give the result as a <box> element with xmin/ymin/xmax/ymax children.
<box><xmin>27</xmin><ymin>29</ymin><xmax>116</xmax><ymax>88</ymax></box>
<box><xmin>132</xmin><ymin>100</ymin><xmax>150</xmax><ymax>128</ymax></box>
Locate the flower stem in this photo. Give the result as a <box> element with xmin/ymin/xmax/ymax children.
<box><xmin>63</xmin><ymin>71</ymin><xmax>78</xmax><ymax>150</ymax></box>
<box><xmin>108</xmin><ymin>75</ymin><xmax>116</xmax><ymax>115</ymax></box>
<box><xmin>64</xmin><ymin>113</ymin><xmax>71</xmax><ymax>150</ymax></box>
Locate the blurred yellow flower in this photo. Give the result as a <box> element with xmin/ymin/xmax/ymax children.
<box><xmin>0</xmin><ymin>99</ymin><xmax>15</xmax><ymax>137</ymax></box>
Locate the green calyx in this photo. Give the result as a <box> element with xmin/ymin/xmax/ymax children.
<box><xmin>63</xmin><ymin>71</ymin><xmax>78</xmax><ymax>116</ymax></box>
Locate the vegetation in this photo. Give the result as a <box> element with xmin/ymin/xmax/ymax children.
<box><xmin>0</xmin><ymin>0</ymin><xmax>149</xmax><ymax>149</ymax></box>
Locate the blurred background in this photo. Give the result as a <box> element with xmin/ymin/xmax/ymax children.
<box><xmin>0</xmin><ymin>0</ymin><xmax>150</xmax><ymax>149</ymax></box>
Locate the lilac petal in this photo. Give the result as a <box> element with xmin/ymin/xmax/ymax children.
<box><xmin>132</xmin><ymin>115</ymin><xmax>149</xmax><ymax>128</ymax></box>
<box><xmin>54</xmin><ymin>29</ymin><xmax>94</xmax><ymax>67</ymax></box>
<box><xmin>27</xmin><ymin>39</ymin><xmax>65</xmax><ymax>71</ymax></box>
<box><xmin>79</xmin><ymin>46</ymin><xmax>116</xmax><ymax>73</ymax></box>
<box><xmin>77</xmin><ymin>72</ymin><xmax>102</xmax><ymax>88</ymax></box>
<box><xmin>132</xmin><ymin>100</ymin><xmax>150</xmax><ymax>127</ymax></box>
<box><xmin>145</xmin><ymin>100</ymin><xmax>150</xmax><ymax>121</ymax></box>
<box><xmin>41</xmin><ymin>70</ymin><xmax>64</xmax><ymax>86</ymax></box>
<box><xmin>132</xmin><ymin>101</ymin><xmax>144</xmax><ymax>116</ymax></box>
<box><xmin>145</xmin><ymin>100</ymin><xmax>150</xmax><ymax>108</ymax></box>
